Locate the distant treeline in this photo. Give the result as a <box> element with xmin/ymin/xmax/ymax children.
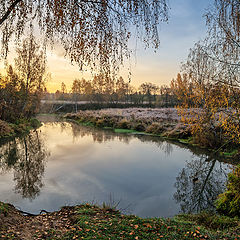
<box><xmin>43</xmin><ymin>75</ymin><xmax>178</xmax><ymax>108</ymax></box>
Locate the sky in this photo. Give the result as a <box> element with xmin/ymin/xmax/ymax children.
<box><xmin>1</xmin><ymin>0</ymin><xmax>212</xmax><ymax>92</ymax></box>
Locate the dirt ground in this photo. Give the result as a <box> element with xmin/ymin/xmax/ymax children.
<box><xmin>0</xmin><ymin>204</ymin><xmax>78</xmax><ymax>240</ymax></box>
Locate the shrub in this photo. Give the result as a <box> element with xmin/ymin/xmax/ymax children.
<box><xmin>145</xmin><ymin>122</ymin><xmax>163</xmax><ymax>134</ymax></box>
<box><xmin>117</xmin><ymin>118</ymin><xmax>131</xmax><ymax>129</ymax></box>
<box><xmin>95</xmin><ymin>119</ymin><xmax>105</xmax><ymax>127</ymax></box>
<box><xmin>0</xmin><ymin>120</ymin><xmax>13</xmax><ymax>137</ymax></box>
<box><xmin>30</xmin><ymin>118</ymin><xmax>41</xmax><ymax>128</ymax></box>
<box><xmin>133</xmin><ymin>122</ymin><xmax>146</xmax><ymax>131</ymax></box>
<box><xmin>109</xmin><ymin>117</ymin><xmax>118</xmax><ymax>128</ymax></box>
<box><xmin>190</xmin><ymin>124</ymin><xmax>224</xmax><ymax>148</ymax></box>
<box><xmin>216</xmin><ymin>165</ymin><xmax>240</xmax><ymax>217</ymax></box>
<box><xmin>164</xmin><ymin>123</ymin><xmax>191</xmax><ymax>139</ymax></box>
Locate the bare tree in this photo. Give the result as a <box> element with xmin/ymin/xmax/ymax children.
<box><xmin>139</xmin><ymin>82</ymin><xmax>158</xmax><ymax>105</ymax></box>
<box><xmin>15</xmin><ymin>34</ymin><xmax>47</xmax><ymax>95</ymax></box>
<box><xmin>14</xmin><ymin>34</ymin><xmax>47</xmax><ymax>116</ymax></box>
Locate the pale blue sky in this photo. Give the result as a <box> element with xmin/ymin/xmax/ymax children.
<box><xmin>126</xmin><ymin>0</ymin><xmax>212</xmax><ymax>87</ymax></box>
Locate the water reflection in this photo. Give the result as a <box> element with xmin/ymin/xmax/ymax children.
<box><xmin>0</xmin><ymin>130</ymin><xmax>49</xmax><ymax>199</ymax></box>
<box><xmin>174</xmin><ymin>156</ymin><xmax>229</xmax><ymax>213</ymax></box>
<box><xmin>0</xmin><ymin>119</ymin><xmax>231</xmax><ymax>217</ymax></box>
<box><xmin>69</xmin><ymin>121</ymin><xmax>174</xmax><ymax>154</ymax></box>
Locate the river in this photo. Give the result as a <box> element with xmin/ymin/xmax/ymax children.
<box><xmin>0</xmin><ymin>116</ymin><xmax>231</xmax><ymax>217</ymax></box>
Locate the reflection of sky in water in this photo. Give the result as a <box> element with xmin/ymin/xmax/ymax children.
<box><xmin>0</xmin><ymin>122</ymin><xmax>229</xmax><ymax>217</ymax></box>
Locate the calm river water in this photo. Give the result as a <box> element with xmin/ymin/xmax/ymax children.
<box><xmin>0</xmin><ymin>117</ymin><xmax>230</xmax><ymax>217</ymax></box>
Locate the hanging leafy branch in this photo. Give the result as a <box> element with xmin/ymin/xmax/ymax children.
<box><xmin>0</xmin><ymin>0</ymin><xmax>169</xmax><ymax>75</ymax></box>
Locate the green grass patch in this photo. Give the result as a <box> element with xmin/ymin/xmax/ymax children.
<box><xmin>114</xmin><ymin>128</ymin><xmax>150</xmax><ymax>135</ymax></box>
<box><xmin>178</xmin><ymin>137</ymin><xmax>193</xmax><ymax>144</ymax></box>
<box><xmin>176</xmin><ymin>212</ymin><xmax>239</xmax><ymax>230</ymax></box>
<box><xmin>221</xmin><ymin>149</ymin><xmax>239</xmax><ymax>157</ymax></box>
<box><xmin>46</xmin><ymin>205</ymin><xmax>240</xmax><ymax>239</ymax></box>
<box><xmin>114</xmin><ymin>128</ymin><xmax>137</xmax><ymax>133</ymax></box>
<box><xmin>0</xmin><ymin>202</ymin><xmax>8</xmax><ymax>216</ymax></box>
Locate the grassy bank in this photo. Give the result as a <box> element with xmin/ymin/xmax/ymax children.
<box><xmin>0</xmin><ymin>118</ymin><xmax>41</xmax><ymax>140</ymax></box>
<box><xmin>0</xmin><ymin>203</ymin><xmax>239</xmax><ymax>239</ymax></box>
<box><xmin>64</xmin><ymin>109</ymin><xmax>239</xmax><ymax>159</ymax></box>
<box><xmin>64</xmin><ymin>109</ymin><xmax>189</xmax><ymax>139</ymax></box>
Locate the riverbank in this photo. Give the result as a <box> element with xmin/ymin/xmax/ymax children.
<box><xmin>64</xmin><ymin>108</ymin><xmax>239</xmax><ymax>159</ymax></box>
<box><xmin>0</xmin><ymin>202</ymin><xmax>239</xmax><ymax>239</ymax></box>
<box><xmin>0</xmin><ymin>118</ymin><xmax>41</xmax><ymax>140</ymax></box>
<box><xmin>65</xmin><ymin>108</ymin><xmax>189</xmax><ymax>138</ymax></box>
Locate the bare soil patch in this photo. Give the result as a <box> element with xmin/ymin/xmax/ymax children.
<box><xmin>0</xmin><ymin>204</ymin><xmax>78</xmax><ymax>240</ymax></box>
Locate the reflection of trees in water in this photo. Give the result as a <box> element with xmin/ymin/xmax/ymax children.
<box><xmin>0</xmin><ymin>130</ymin><xmax>49</xmax><ymax>199</ymax></box>
<box><xmin>138</xmin><ymin>136</ymin><xmax>174</xmax><ymax>155</ymax></box>
<box><xmin>174</xmin><ymin>156</ymin><xmax>229</xmax><ymax>213</ymax></box>
<box><xmin>69</xmin><ymin>122</ymin><xmax>173</xmax><ymax>154</ymax></box>
<box><xmin>70</xmin><ymin>122</ymin><xmax>132</xmax><ymax>144</ymax></box>
<box><xmin>69</xmin><ymin>122</ymin><xmax>226</xmax><ymax>157</ymax></box>
<box><xmin>48</xmin><ymin>121</ymin><xmax>220</xmax><ymax>158</ymax></box>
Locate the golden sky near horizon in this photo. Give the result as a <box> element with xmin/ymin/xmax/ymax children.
<box><xmin>45</xmin><ymin>50</ymin><xmax>176</xmax><ymax>93</ymax></box>
<box><xmin>0</xmin><ymin>45</ymin><xmax>179</xmax><ymax>93</ymax></box>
